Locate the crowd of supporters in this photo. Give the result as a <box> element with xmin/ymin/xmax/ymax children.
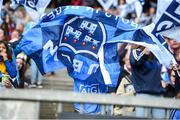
<box><xmin>0</xmin><ymin>0</ymin><xmax>179</xmax><ymax>119</ymax></box>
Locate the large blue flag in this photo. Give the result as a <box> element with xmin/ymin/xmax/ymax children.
<box><xmin>154</xmin><ymin>0</ymin><xmax>180</xmax><ymax>42</ymax></box>
<box><xmin>19</xmin><ymin>6</ymin><xmax>174</xmax><ymax>87</ymax></box>
<box><xmin>10</xmin><ymin>0</ymin><xmax>51</xmax><ymax>22</ymax></box>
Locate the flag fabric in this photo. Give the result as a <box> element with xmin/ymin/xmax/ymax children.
<box><xmin>73</xmin><ymin>78</ymin><xmax>108</xmax><ymax>114</ymax></box>
<box><xmin>19</xmin><ymin>6</ymin><xmax>137</xmax><ymax>87</ymax></box>
<box><xmin>0</xmin><ymin>0</ymin><xmax>3</xmax><ymax>25</ymax></box>
<box><xmin>154</xmin><ymin>0</ymin><xmax>180</xmax><ymax>42</ymax></box>
<box><xmin>19</xmin><ymin>6</ymin><xmax>175</xmax><ymax>87</ymax></box>
<box><xmin>97</xmin><ymin>0</ymin><xmax>118</xmax><ymax>11</ymax></box>
<box><xmin>19</xmin><ymin>5</ymin><xmax>176</xmax><ymax>114</ymax></box>
<box><xmin>10</xmin><ymin>0</ymin><xmax>51</xmax><ymax>22</ymax></box>
<box><xmin>125</xmin><ymin>0</ymin><xmax>143</xmax><ymax>19</ymax></box>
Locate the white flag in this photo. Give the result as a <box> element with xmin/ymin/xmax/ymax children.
<box><xmin>154</xmin><ymin>0</ymin><xmax>180</xmax><ymax>42</ymax></box>
<box><xmin>97</xmin><ymin>0</ymin><xmax>117</xmax><ymax>10</ymax></box>
<box><xmin>10</xmin><ymin>0</ymin><xmax>51</xmax><ymax>22</ymax></box>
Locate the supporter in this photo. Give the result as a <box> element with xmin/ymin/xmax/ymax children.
<box><xmin>1</xmin><ymin>13</ymin><xmax>15</xmax><ymax>41</ymax></box>
<box><xmin>139</xmin><ymin>2</ymin><xmax>156</xmax><ymax>26</ymax></box>
<box><xmin>29</xmin><ymin>59</ymin><xmax>44</xmax><ymax>88</ymax></box>
<box><xmin>14</xmin><ymin>8</ymin><xmax>30</xmax><ymax>29</ymax></box>
<box><xmin>9</xmin><ymin>29</ymin><xmax>22</xmax><ymax>57</ymax></box>
<box><xmin>16</xmin><ymin>52</ymin><xmax>27</xmax><ymax>88</ymax></box>
<box><xmin>9</xmin><ymin>29</ymin><xmax>21</xmax><ymax>43</ymax></box>
<box><xmin>114</xmin><ymin>44</ymin><xmax>135</xmax><ymax>116</ymax></box>
<box><xmin>166</xmin><ymin>38</ymin><xmax>180</xmax><ymax>119</ymax></box>
<box><xmin>130</xmin><ymin>45</ymin><xmax>166</xmax><ymax>118</ymax></box>
<box><xmin>1</xmin><ymin>1</ymin><xmax>14</xmax><ymax>20</ymax></box>
<box><xmin>161</xmin><ymin>66</ymin><xmax>176</xmax><ymax>97</ymax></box>
<box><xmin>0</xmin><ymin>40</ymin><xmax>17</xmax><ymax>88</ymax></box>
<box><xmin>166</xmin><ymin>38</ymin><xmax>180</xmax><ymax>95</ymax></box>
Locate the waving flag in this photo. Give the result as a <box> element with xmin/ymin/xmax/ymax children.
<box><xmin>10</xmin><ymin>0</ymin><xmax>51</xmax><ymax>21</ymax></box>
<box><xmin>0</xmin><ymin>0</ymin><xmax>3</xmax><ymax>24</ymax></box>
<box><xmin>97</xmin><ymin>0</ymin><xmax>118</xmax><ymax>11</ymax></box>
<box><xmin>19</xmin><ymin>6</ymin><xmax>175</xmax><ymax>87</ymax></box>
<box><xmin>154</xmin><ymin>0</ymin><xmax>180</xmax><ymax>42</ymax></box>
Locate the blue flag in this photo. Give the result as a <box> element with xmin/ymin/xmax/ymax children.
<box><xmin>10</xmin><ymin>0</ymin><xmax>51</xmax><ymax>22</ymax></box>
<box><xmin>73</xmin><ymin>78</ymin><xmax>108</xmax><ymax>114</ymax></box>
<box><xmin>19</xmin><ymin>6</ymin><xmax>174</xmax><ymax>87</ymax></box>
<box><xmin>154</xmin><ymin>0</ymin><xmax>180</xmax><ymax>42</ymax></box>
<box><xmin>19</xmin><ymin>6</ymin><xmax>138</xmax><ymax>87</ymax></box>
<box><xmin>0</xmin><ymin>0</ymin><xmax>3</xmax><ymax>25</ymax></box>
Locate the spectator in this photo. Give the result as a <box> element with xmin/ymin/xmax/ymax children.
<box><xmin>9</xmin><ymin>29</ymin><xmax>21</xmax><ymax>43</ymax></box>
<box><xmin>16</xmin><ymin>52</ymin><xmax>27</xmax><ymax>88</ymax></box>
<box><xmin>0</xmin><ymin>40</ymin><xmax>17</xmax><ymax>88</ymax></box>
<box><xmin>29</xmin><ymin>59</ymin><xmax>44</xmax><ymax>88</ymax></box>
<box><xmin>167</xmin><ymin>38</ymin><xmax>180</xmax><ymax>119</ymax></box>
<box><xmin>161</xmin><ymin>66</ymin><xmax>176</xmax><ymax>97</ymax></box>
<box><xmin>114</xmin><ymin>45</ymin><xmax>135</xmax><ymax>116</ymax></box>
<box><xmin>1</xmin><ymin>13</ymin><xmax>15</xmax><ymax>41</ymax></box>
<box><xmin>166</xmin><ymin>38</ymin><xmax>180</xmax><ymax>95</ymax></box>
<box><xmin>1</xmin><ymin>1</ymin><xmax>14</xmax><ymax>20</ymax></box>
<box><xmin>14</xmin><ymin>8</ymin><xmax>30</xmax><ymax>29</ymax></box>
<box><xmin>9</xmin><ymin>29</ymin><xmax>22</xmax><ymax>57</ymax></box>
<box><xmin>139</xmin><ymin>2</ymin><xmax>156</xmax><ymax>26</ymax></box>
<box><xmin>130</xmin><ymin>45</ymin><xmax>166</xmax><ymax>118</ymax></box>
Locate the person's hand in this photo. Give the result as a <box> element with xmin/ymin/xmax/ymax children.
<box><xmin>3</xmin><ymin>80</ymin><xmax>12</xmax><ymax>88</ymax></box>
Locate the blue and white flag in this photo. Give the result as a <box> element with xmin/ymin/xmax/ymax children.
<box><xmin>10</xmin><ymin>0</ymin><xmax>51</xmax><ymax>22</ymax></box>
<box><xmin>154</xmin><ymin>0</ymin><xmax>180</xmax><ymax>42</ymax></box>
<box><xmin>19</xmin><ymin>6</ymin><xmax>174</xmax><ymax>87</ymax></box>
<box><xmin>73</xmin><ymin>78</ymin><xmax>107</xmax><ymax>113</ymax></box>
<box><xmin>97</xmin><ymin>0</ymin><xmax>118</xmax><ymax>10</ymax></box>
<box><xmin>0</xmin><ymin>0</ymin><xmax>3</xmax><ymax>25</ymax></box>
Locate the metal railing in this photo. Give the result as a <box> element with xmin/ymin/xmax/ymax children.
<box><xmin>0</xmin><ymin>89</ymin><xmax>180</xmax><ymax>119</ymax></box>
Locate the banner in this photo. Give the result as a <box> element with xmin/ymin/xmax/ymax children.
<box><xmin>154</xmin><ymin>0</ymin><xmax>180</xmax><ymax>42</ymax></box>
<box><xmin>10</xmin><ymin>0</ymin><xmax>51</xmax><ymax>22</ymax></box>
<box><xmin>19</xmin><ymin>6</ymin><xmax>174</xmax><ymax>87</ymax></box>
<box><xmin>97</xmin><ymin>0</ymin><xmax>117</xmax><ymax>10</ymax></box>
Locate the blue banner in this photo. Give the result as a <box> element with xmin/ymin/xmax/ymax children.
<box><xmin>19</xmin><ymin>6</ymin><xmax>174</xmax><ymax>87</ymax></box>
